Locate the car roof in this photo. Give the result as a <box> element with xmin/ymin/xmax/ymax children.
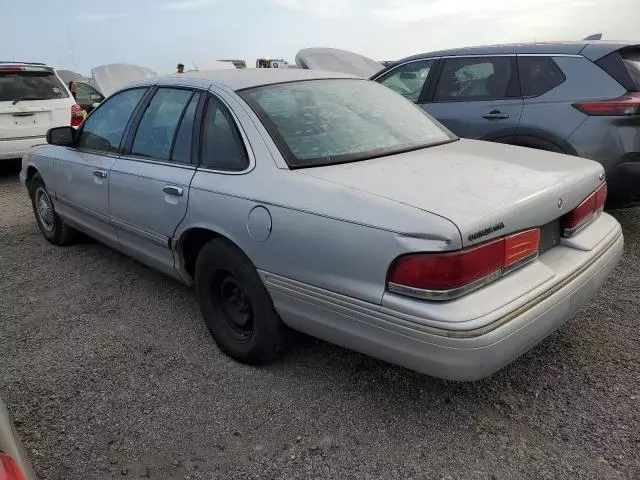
<box><xmin>0</xmin><ymin>62</ymin><xmax>54</xmax><ymax>70</ymax></box>
<box><xmin>393</xmin><ymin>40</ymin><xmax>638</xmax><ymax>63</ymax></box>
<box><xmin>135</xmin><ymin>68</ymin><xmax>363</xmax><ymax>91</ymax></box>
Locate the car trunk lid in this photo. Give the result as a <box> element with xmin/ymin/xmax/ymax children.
<box><xmin>299</xmin><ymin>139</ymin><xmax>604</xmax><ymax>247</ymax></box>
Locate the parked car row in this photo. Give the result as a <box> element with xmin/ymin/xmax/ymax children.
<box><xmin>21</xmin><ymin>68</ymin><xmax>623</xmax><ymax>381</ymax></box>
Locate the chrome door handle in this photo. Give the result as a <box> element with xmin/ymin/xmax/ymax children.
<box><xmin>482</xmin><ymin>110</ymin><xmax>510</xmax><ymax>120</ymax></box>
<box><xmin>163</xmin><ymin>185</ymin><xmax>184</xmax><ymax>196</ymax></box>
<box><xmin>93</xmin><ymin>169</ymin><xmax>108</xmax><ymax>178</ymax></box>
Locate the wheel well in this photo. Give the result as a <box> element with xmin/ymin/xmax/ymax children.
<box><xmin>180</xmin><ymin>228</ymin><xmax>222</xmax><ymax>279</ymax></box>
<box><xmin>25</xmin><ymin>165</ymin><xmax>38</xmax><ymax>186</ymax></box>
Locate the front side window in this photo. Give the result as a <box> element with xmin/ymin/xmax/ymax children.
<box><xmin>131</xmin><ymin>88</ymin><xmax>193</xmax><ymax>160</ymax></box>
<box><xmin>434</xmin><ymin>57</ymin><xmax>519</xmax><ymax>101</ymax></box>
<box><xmin>200</xmin><ymin>96</ymin><xmax>249</xmax><ymax>171</ymax></box>
<box><xmin>78</xmin><ymin>88</ymin><xmax>146</xmax><ymax>153</ymax></box>
<box><xmin>0</xmin><ymin>69</ymin><xmax>68</xmax><ymax>102</ymax></box>
<box><xmin>75</xmin><ymin>83</ymin><xmax>104</xmax><ymax>106</ymax></box>
<box><xmin>240</xmin><ymin>78</ymin><xmax>455</xmax><ymax>168</ymax></box>
<box><xmin>376</xmin><ymin>60</ymin><xmax>434</xmax><ymax>102</ymax></box>
<box><xmin>518</xmin><ymin>57</ymin><xmax>565</xmax><ymax>97</ymax></box>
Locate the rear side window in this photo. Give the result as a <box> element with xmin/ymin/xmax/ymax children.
<box><xmin>131</xmin><ymin>88</ymin><xmax>193</xmax><ymax>161</ymax></box>
<box><xmin>78</xmin><ymin>88</ymin><xmax>146</xmax><ymax>153</ymax></box>
<box><xmin>0</xmin><ymin>70</ymin><xmax>68</xmax><ymax>102</ymax></box>
<box><xmin>518</xmin><ymin>57</ymin><xmax>565</xmax><ymax>97</ymax></box>
<box><xmin>621</xmin><ymin>50</ymin><xmax>640</xmax><ymax>90</ymax></box>
<box><xmin>200</xmin><ymin>96</ymin><xmax>249</xmax><ymax>171</ymax></box>
<box><xmin>434</xmin><ymin>57</ymin><xmax>519</xmax><ymax>101</ymax></box>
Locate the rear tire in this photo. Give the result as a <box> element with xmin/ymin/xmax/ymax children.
<box><xmin>29</xmin><ymin>173</ymin><xmax>76</xmax><ymax>245</ymax></box>
<box><xmin>194</xmin><ymin>238</ymin><xmax>286</xmax><ymax>365</ymax></box>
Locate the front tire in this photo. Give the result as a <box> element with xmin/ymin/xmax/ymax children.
<box><xmin>29</xmin><ymin>173</ymin><xmax>76</xmax><ymax>245</ymax></box>
<box><xmin>194</xmin><ymin>238</ymin><xmax>286</xmax><ymax>365</ymax></box>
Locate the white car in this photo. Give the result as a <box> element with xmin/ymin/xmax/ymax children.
<box><xmin>0</xmin><ymin>62</ymin><xmax>83</xmax><ymax>161</ymax></box>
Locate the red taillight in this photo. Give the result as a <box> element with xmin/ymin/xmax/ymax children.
<box><xmin>563</xmin><ymin>182</ymin><xmax>607</xmax><ymax>237</ymax></box>
<box><xmin>573</xmin><ymin>92</ymin><xmax>640</xmax><ymax>116</ymax></box>
<box><xmin>71</xmin><ymin>103</ymin><xmax>84</xmax><ymax>127</ymax></box>
<box><xmin>0</xmin><ymin>452</ymin><xmax>27</xmax><ymax>480</ymax></box>
<box><xmin>388</xmin><ymin>228</ymin><xmax>540</xmax><ymax>300</ymax></box>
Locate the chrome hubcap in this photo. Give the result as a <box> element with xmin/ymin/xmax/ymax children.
<box><xmin>35</xmin><ymin>187</ymin><xmax>54</xmax><ymax>232</ymax></box>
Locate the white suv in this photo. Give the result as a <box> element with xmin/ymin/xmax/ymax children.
<box><xmin>0</xmin><ymin>62</ymin><xmax>83</xmax><ymax>161</ymax></box>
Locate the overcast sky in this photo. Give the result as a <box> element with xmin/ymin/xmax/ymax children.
<box><xmin>2</xmin><ymin>0</ymin><xmax>638</xmax><ymax>75</ymax></box>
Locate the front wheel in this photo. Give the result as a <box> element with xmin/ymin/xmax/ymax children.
<box><xmin>29</xmin><ymin>173</ymin><xmax>76</xmax><ymax>245</ymax></box>
<box><xmin>194</xmin><ymin>238</ymin><xmax>286</xmax><ymax>365</ymax></box>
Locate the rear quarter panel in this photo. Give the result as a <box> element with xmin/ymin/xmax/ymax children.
<box><xmin>517</xmin><ymin>56</ymin><xmax>627</xmax><ymax>150</ymax></box>
<box><xmin>180</xmin><ymin>166</ymin><xmax>462</xmax><ymax>305</ymax></box>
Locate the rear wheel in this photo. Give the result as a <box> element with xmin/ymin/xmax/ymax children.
<box><xmin>194</xmin><ymin>238</ymin><xmax>286</xmax><ymax>365</ymax></box>
<box><xmin>30</xmin><ymin>173</ymin><xmax>76</xmax><ymax>245</ymax></box>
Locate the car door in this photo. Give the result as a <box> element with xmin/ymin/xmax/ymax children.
<box><xmin>421</xmin><ymin>56</ymin><xmax>524</xmax><ymax>141</ymax></box>
<box><xmin>108</xmin><ymin>87</ymin><xmax>200</xmax><ymax>277</ymax></box>
<box><xmin>51</xmin><ymin>87</ymin><xmax>148</xmax><ymax>246</ymax></box>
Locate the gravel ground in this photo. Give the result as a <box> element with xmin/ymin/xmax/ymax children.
<box><xmin>1</xmin><ymin>162</ymin><xmax>639</xmax><ymax>480</ymax></box>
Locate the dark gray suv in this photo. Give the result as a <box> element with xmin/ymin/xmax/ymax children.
<box><xmin>372</xmin><ymin>41</ymin><xmax>640</xmax><ymax>205</ymax></box>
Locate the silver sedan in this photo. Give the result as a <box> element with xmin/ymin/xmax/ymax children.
<box><xmin>21</xmin><ymin>69</ymin><xmax>623</xmax><ymax>381</ymax></box>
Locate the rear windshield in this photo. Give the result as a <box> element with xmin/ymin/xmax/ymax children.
<box><xmin>0</xmin><ymin>70</ymin><xmax>69</xmax><ymax>102</ymax></box>
<box><xmin>239</xmin><ymin>79</ymin><xmax>455</xmax><ymax>168</ymax></box>
<box><xmin>621</xmin><ymin>50</ymin><xmax>640</xmax><ymax>90</ymax></box>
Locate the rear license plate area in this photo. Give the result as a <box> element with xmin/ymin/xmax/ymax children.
<box><xmin>539</xmin><ymin>219</ymin><xmax>561</xmax><ymax>255</ymax></box>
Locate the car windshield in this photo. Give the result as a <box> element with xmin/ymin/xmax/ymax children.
<box><xmin>0</xmin><ymin>69</ymin><xmax>69</xmax><ymax>102</ymax></box>
<box><xmin>239</xmin><ymin>78</ymin><xmax>456</xmax><ymax>168</ymax></box>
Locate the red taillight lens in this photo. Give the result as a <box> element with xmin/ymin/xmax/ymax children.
<box><xmin>71</xmin><ymin>103</ymin><xmax>84</xmax><ymax>127</ymax></box>
<box><xmin>390</xmin><ymin>239</ymin><xmax>505</xmax><ymax>291</ymax></box>
<box><xmin>563</xmin><ymin>182</ymin><xmax>607</xmax><ymax>236</ymax></box>
<box><xmin>0</xmin><ymin>452</ymin><xmax>27</xmax><ymax>480</ymax></box>
<box><xmin>388</xmin><ymin>229</ymin><xmax>540</xmax><ymax>299</ymax></box>
<box><xmin>573</xmin><ymin>92</ymin><xmax>640</xmax><ymax>116</ymax></box>
<box><xmin>504</xmin><ymin>229</ymin><xmax>541</xmax><ymax>268</ymax></box>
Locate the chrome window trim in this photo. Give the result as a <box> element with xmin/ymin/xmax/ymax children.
<box><xmin>116</xmin><ymin>154</ymin><xmax>197</xmax><ymax>170</ymax></box>
<box><xmin>373</xmin><ymin>53</ymin><xmax>582</xmax><ymax>81</ymax></box>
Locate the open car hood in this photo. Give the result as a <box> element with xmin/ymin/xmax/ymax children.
<box><xmin>295</xmin><ymin>48</ymin><xmax>384</xmax><ymax>77</ymax></box>
<box><xmin>56</xmin><ymin>69</ymin><xmax>87</xmax><ymax>85</ymax></box>
<box><xmin>91</xmin><ymin>63</ymin><xmax>157</xmax><ymax>97</ymax></box>
<box><xmin>186</xmin><ymin>60</ymin><xmax>237</xmax><ymax>71</ymax></box>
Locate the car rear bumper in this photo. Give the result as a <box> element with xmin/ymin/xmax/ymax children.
<box><xmin>263</xmin><ymin>222</ymin><xmax>623</xmax><ymax>381</ymax></box>
<box><xmin>0</xmin><ymin>136</ymin><xmax>47</xmax><ymax>160</ymax></box>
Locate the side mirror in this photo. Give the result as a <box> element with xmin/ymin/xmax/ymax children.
<box><xmin>399</xmin><ymin>72</ymin><xmax>417</xmax><ymax>80</ymax></box>
<box><xmin>46</xmin><ymin>126</ymin><xmax>77</xmax><ymax>147</ymax></box>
